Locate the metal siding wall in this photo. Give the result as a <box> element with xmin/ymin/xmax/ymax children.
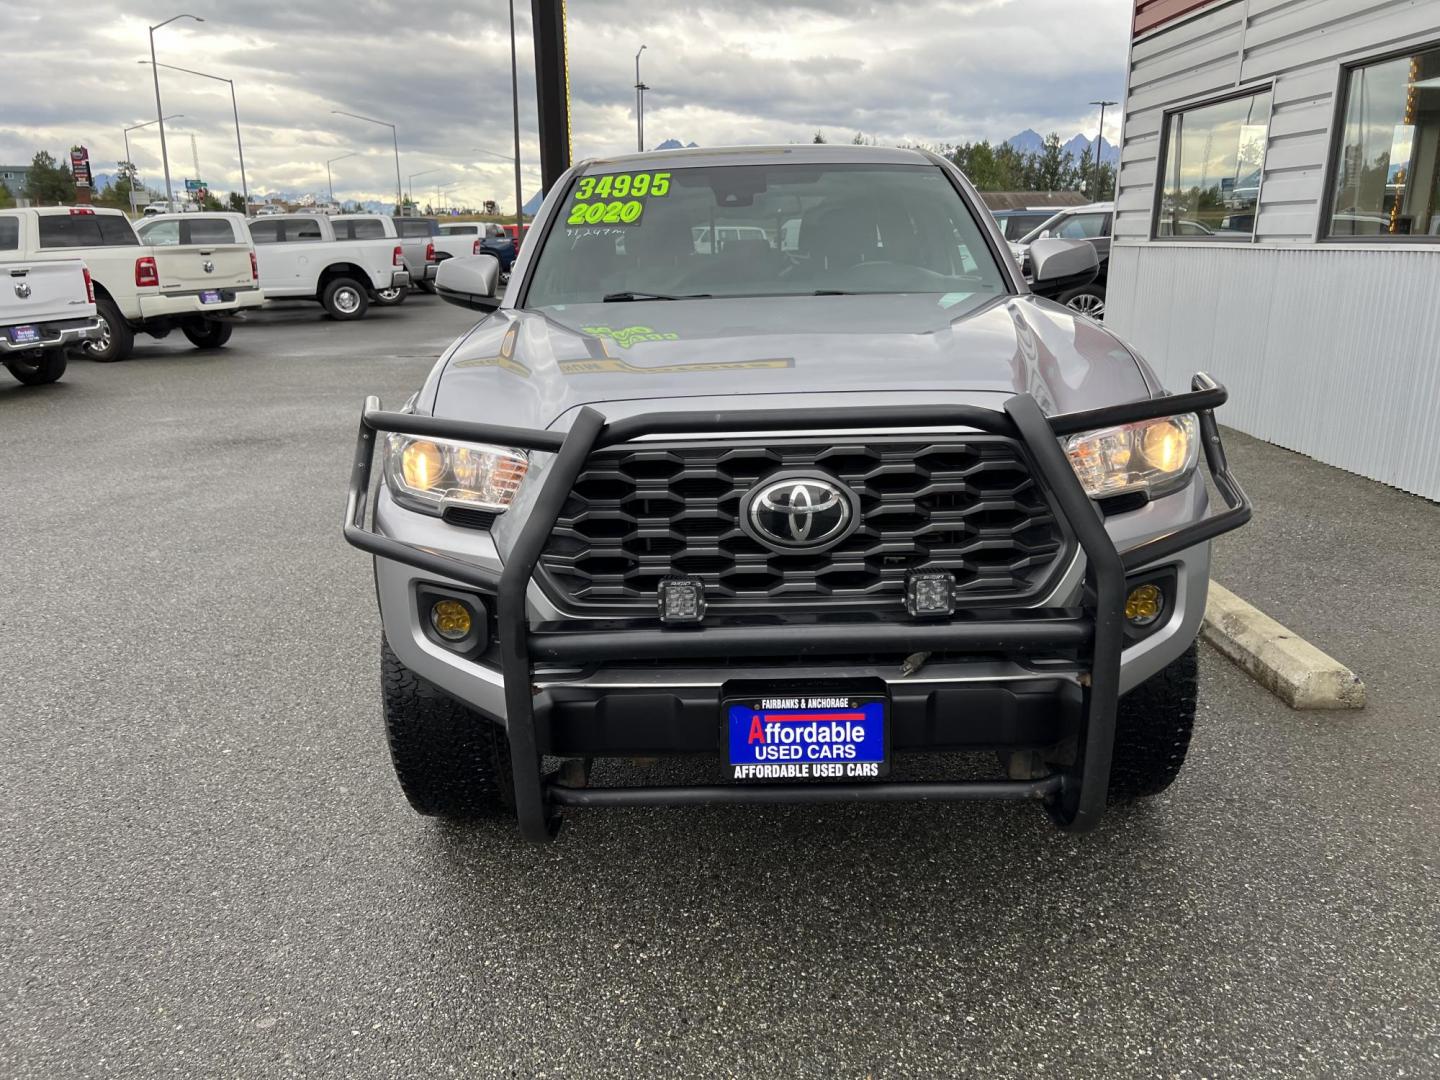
<box><xmin>1107</xmin><ymin>246</ymin><xmax>1440</xmax><ymax>500</ymax></box>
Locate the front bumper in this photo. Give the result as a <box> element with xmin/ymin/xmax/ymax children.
<box><xmin>344</xmin><ymin>374</ymin><xmax>1250</xmax><ymax>840</ymax></box>
<box><xmin>0</xmin><ymin>316</ymin><xmax>102</xmax><ymax>353</ymax></box>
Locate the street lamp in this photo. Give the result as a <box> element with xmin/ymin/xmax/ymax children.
<box><xmin>147</xmin><ymin>13</ymin><xmax>205</xmax><ymax>206</ymax></box>
<box><xmin>123</xmin><ymin>113</ymin><xmax>183</xmax><ymax>181</ymax></box>
<box><xmin>326</xmin><ymin>151</ymin><xmax>359</xmax><ymax>205</ymax></box>
<box><xmin>1089</xmin><ymin>99</ymin><xmax>1118</xmax><ymax>200</ymax></box>
<box><xmin>138</xmin><ymin>60</ymin><xmax>249</xmax><ymax>214</ymax></box>
<box><xmin>332</xmin><ymin>109</ymin><xmax>403</xmax><ymax>215</ymax></box>
<box><xmin>634</xmin><ymin>44</ymin><xmax>648</xmax><ymax>153</ymax></box>
<box><xmin>407</xmin><ymin>169</ymin><xmax>441</xmax><ymax>215</ymax></box>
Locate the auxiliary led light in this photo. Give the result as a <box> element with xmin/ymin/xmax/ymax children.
<box><xmin>657</xmin><ymin>577</ymin><xmax>706</xmax><ymax>625</ymax></box>
<box><xmin>1124</xmin><ymin>583</ymin><xmax>1164</xmax><ymax>627</ymax></box>
<box><xmin>905</xmin><ymin>569</ymin><xmax>956</xmax><ymax>618</ymax></box>
<box><xmin>429</xmin><ymin>599</ymin><xmax>474</xmax><ymax>641</ymax></box>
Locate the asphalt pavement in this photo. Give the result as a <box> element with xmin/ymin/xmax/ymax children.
<box><xmin>2</xmin><ymin>296</ymin><xmax>1437</xmax><ymax>1079</ymax></box>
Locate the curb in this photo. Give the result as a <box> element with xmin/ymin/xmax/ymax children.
<box><xmin>1201</xmin><ymin>583</ymin><xmax>1366</xmax><ymax>710</ymax></box>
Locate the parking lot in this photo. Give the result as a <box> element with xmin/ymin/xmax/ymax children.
<box><xmin>3</xmin><ymin>298</ymin><xmax>1438</xmax><ymax>1079</ymax></box>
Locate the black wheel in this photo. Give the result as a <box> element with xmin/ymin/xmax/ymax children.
<box><xmin>181</xmin><ymin>320</ymin><xmax>233</xmax><ymax>349</ymax></box>
<box><xmin>373</xmin><ymin>286</ymin><xmax>408</xmax><ymax>307</ymax></box>
<box><xmin>1107</xmin><ymin>643</ymin><xmax>1199</xmax><ymax>804</ymax></box>
<box><xmin>321</xmin><ymin>277</ymin><xmax>369</xmax><ymax>320</ymax></box>
<box><xmin>1061</xmin><ymin>284</ymin><xmax>1106</xmax><ymax>321</ymax></box>
<box><xmin>85</xmin><ymin>296</ymin><xmax>134</xmax><ymax>362</ymax></box>
<box><xmin>417</xmin><ymin>279</ymin><xmax>438</xmax><ymax>295</ymax></box>
<box><xmin>381</xmin><ymin>638</ymin><xmax>514</xmax><ymax>819</ymax></box>
<box><xmin>4</xmin><ymin>348</ymin><xmax>67</xmax><ymax>386</ymax></box>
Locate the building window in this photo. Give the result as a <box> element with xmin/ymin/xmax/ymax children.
<box><xmin>1156</xmin><ymin>89</ymin><xmax>1273</xmax><ymax>239</ymax></box>
<box><xmin>1328</xmin><ymin>45</ymin><xmax>1440</xmax><ymax>239</ymax></box>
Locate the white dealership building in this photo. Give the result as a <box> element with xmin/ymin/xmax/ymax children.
<box><xmin>1107</xmin><ymin>0</ymin><xmax>1440</xmax><ymax>500</ymax></box>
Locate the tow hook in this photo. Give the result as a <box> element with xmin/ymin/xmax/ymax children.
<box><xmin>900</xmin><ymin>651</ymin><xmax>931</xmax><ymax>678</ymax></box>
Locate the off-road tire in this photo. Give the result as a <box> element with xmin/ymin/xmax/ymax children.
<box><xmin>322</xmin><ymin>277</ymin><xmax>369</xmax><ymax>321</ymax></box>
<box><xmin>5</xmin><ymin>348</ymin><xmax>67</xmax><ymax>386</ymax></box>
<box><xmin>1107</xmin><ymin>642</ymin><xmax>1199</xmax><ymax>804</ymax></box>
<box><xmin>181</xmin><ymin>320</ymin><xmax>233</xmax><ymax>349</ymax></box>
<box><xmin>86</xmin><ymin>296</ymin><xmax>134</xmax><ymax>362</ymax></box>
<box><xmin>381</xmin><ymin>638</ymin><xmax>514</xmax><ymax>819</ymax></box>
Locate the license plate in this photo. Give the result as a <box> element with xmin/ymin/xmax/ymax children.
<box><xmin>200</xmin><ymin>290</ymin><xmax>222</xmax><ymax>304</ymax></box>
<box><xmin>724</xmin><ymin>691</ymin><xmax>888</xmax><ymax>782</ymax></box>
<box><xmin>8</xmin><ymin>325</ymin><xmax>40</xmax><ymax>344</ymax></box>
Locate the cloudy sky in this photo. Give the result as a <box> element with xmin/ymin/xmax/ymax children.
<box><xmin>2</xmin><ymin>0</ymin><xmax>1131</xmax><ymax>210</ymax></box>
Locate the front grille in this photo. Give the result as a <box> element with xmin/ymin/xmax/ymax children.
<box><xmin>538</xmin><ymin>437</ymin><xmax>1071</xmax><ymax>614</ymax></box>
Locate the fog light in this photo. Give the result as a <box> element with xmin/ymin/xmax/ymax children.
<box><xmin>1125</xmin><ymin>583</ymin><xmax>1164</xmax><ymax>626</ymax></box>
<box><xmin>430</xmin><ymin>599</ymin><xmax>473</xmax><ymax>641</ymax></box>
<box><xmin>657</xmin><ymin>577</ymin><xmax>706</xmax><ymax>625</ymax></box>
<box><xmin>905</xmin><ymin>569</ymin><xmax>955</xmax><ymax>618</ymax></box>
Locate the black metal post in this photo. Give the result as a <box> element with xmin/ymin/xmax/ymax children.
<box><xmin>531</xmin><ymin>0</ymin><xmax>572</xmax><ymax>193</ymax></box>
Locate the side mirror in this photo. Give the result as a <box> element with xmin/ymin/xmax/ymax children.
<box><xmin>435</xmin><ymin>254</ymin><xmax>502</xmax><ymax>312</ymax></box>
<box><xmin>1027</xmin><ymin>237</ymin><xmax>1099</xmax><ymax>299</ymax></box>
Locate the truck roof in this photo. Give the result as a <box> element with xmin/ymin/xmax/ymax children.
<box><xmin>11</xmin><ymin>205</ymin><xmax>129</xmax><ymax>217</ymax></box>
<box><xmin>578</xmin><ymin>143</ymin><xmax>937</xmax><ymax>173</ymax></box>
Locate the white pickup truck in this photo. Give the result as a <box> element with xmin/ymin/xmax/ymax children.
<box><xmin>246</xmin><ymin>214</ymin><xmax>410</xmax><ymax>320</ymax></box>
<box><xmin>0</xmin><ymin>207</ymin><xmax>260</xmax><ymax>362</ymax></box>
<box><xmin>1</xmin><ymin>217</ymin><xmax>100</xmax><ymax>385</ymax></box>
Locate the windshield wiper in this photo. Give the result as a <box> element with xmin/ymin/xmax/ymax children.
<box><xmin>601</xmin><ymin>291</ymin><xmax>711</xmax><ymax>302</ymax></box>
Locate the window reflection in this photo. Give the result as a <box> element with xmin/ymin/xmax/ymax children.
<box><xmin>1157</xmin><ymin>90</ymin><xmax>1272</xmax><ymax>239</ymax></box>
<box><xmin>1329</xmin><ymin>46</ymin><xmax>1440</xmax><ymax>238</ymax></box>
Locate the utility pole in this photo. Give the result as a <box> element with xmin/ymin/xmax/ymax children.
<box><xmin>635</xmin><ymin>45</ymin><xmax>648</xmax><ymax>153</ymax></box>
<box><xmin>1089</xmin><ymin>100</ymin><xmax>1118</xmax><ymax>200</ymax></box>
<box><xmin>147</xmin><ymin>13</ymin><xmax>205</xmax><ymax>207</ymax></box>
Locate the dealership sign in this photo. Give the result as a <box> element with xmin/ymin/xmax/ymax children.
<box><xmin>70</xmin><ymin>146</ymin><xmax>91</xmax><ymax>188</ymax></box>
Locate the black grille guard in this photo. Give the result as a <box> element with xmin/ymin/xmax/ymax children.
<box><xmin>344</xmin><ymin>373</ymin><xmax>1251</xmax><ymax>841</ymax></box>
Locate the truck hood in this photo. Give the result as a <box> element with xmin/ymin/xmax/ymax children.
<box><xmin>427</xmin><ymin>292</ymin><xmax>1151</xmax><ymax>430</ymax></box>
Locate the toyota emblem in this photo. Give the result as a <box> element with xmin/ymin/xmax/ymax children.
<box><xmin>741</xmin><ymin>475</ymin><xmax>859</xmax><ymax>553</ymax></box>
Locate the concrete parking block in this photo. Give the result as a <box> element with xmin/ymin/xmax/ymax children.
<box><xmin>1203</xmin><ymin>582</ymin><xmax>1366</xmax><ymax>710</ymax></box>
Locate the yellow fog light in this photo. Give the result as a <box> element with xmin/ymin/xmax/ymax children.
<box><xmin>429</xmin><ymin>599</ymin><xmax>473</xmax><ymax>641</ymax></box>
<box><xmin>401</xmin><ymin>440</ymin><xmax>445</xmax><ymax>491</ymax></box>
<box><xmin>1124</xmin><ymin>583</ymin><xmax>1164</xmax><ymax>626</ymax></box>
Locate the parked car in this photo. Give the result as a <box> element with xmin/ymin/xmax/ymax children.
<box><xmin>1010</xmin><ymin>202</ymin><xmax>1113</xmax><ymax>319</ymax></box>
<box><xmin>0</xmin><ymin>217</ymin><xmax>99</xmax><ymax>385</ymax></box>
<box><xmin>330</xmin><ymin>215</ymin><xmax>411</xmax><ymax>306</ymax></box>
<box><xmin>246</xmin><ymin>214</ymin><xmax>410</xmax><ymax>320</ymax></box>
<box><xmin>436</xmin><ymin>222</ymin><xmax>516</xmax><ymax>275</ymax></box>
<box><xmin>392</xmin><ymin>217</ymin><xmax>441</xmax><ymax>293</ymax></box>
<box><xmin>342</xmin><ymin>145</ymin><xmax>1250</xmax><ymax>843</ymax></box>
<box><xmin>0</xmin><ymin>206</ymin><xmax>259</xmax><ymax>361</ymax></box>
<box><xmin>990</xmin><ymin>206</ymin><xmax>1071</xmax><ymax>240</ymax></box>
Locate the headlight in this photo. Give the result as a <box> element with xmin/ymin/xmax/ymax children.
<box><xmin>382</xmin><ymin>434</ymin><xmax>529</xmax><ymax>515</ymax></box>
<box><xmin>1064</xmin><ymin>414</ymin><xmax>1199</xmax><ymax>499</ymax></box>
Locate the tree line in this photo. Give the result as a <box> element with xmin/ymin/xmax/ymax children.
<box><xmin>0</xmin><ymin>149</ymin><xmax>244</xmax><ymax>213</ymax></box>
<box><xmin>811</xmin><ymin>130</ymin><xmax>1115</xmax><ymax>198</ymax></box>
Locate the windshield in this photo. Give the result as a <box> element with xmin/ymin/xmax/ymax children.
<box><xmin>524</xmin><ymin>162</ymin><xmax>1006</xmax><ymax>306</ymax></box>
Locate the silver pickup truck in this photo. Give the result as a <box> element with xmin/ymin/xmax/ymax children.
<box><xmin>1</xmin><ymin>222</ymin><xmax>100</xmax><ymax>386</ymax></box>
<box><xmin>344</xmin><ymin>145</ymin><xmax>1251</xmax><ymax>844</ymax></box>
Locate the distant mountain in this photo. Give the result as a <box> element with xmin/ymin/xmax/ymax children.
<box><xmin>1003</xmin><ymin>130</ymin><xmax>1120</xmax><ymax>166</ymax></box>
<box><xmin>653</xmin><ymin>138</ymin><xmax>700</xmax><ymax>151</ymax></box>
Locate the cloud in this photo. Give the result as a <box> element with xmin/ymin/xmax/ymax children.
<box><xmin>0</xmin><ymin>0</ymin><xmax>1130</xmax><ymax>209</ymax></box>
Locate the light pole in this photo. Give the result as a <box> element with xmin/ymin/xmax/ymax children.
<box><xmin>634</xmin><ymin>45</ymin><xmax>648</xmax><ymax>153</ymax></box>
<box><xmin>508</xmin><ymin>0</ymin><xmax>524</xmax><ymax>237</ymax></box>
<box><xmin>147</xmin><ymin>13</ymin><xmax>204</xmax><ymax>207</ymax></box>
<box><xmin>326</xmin><ymin>151</ymin><xmax>359</xmax><ymax>205</ymax></box>
<box><xmin>407</xmin><ymin>169</ymin><xmax>441</xmax><ymax>215</ymax></box>
<box><xmin>123</xmin><ymin>113</ymin><xmax>183</xmax><ymax>180</ymax></box>
<box><xmin>1089</xmin><ymin>99</ymin><xmax>1118</xmax><ymax>200</ymax></box>
<box><xmin>138</xmin><ymin>60</ymin><xmax>249</xmax><ymax>214</ymax></box>
<box><xmin>332</xmin><ymin>109</ymin><xmax>403</xmax><ymax>215</ymax></box>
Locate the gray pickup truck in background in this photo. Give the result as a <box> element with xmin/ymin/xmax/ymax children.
<box><xmin>344</xmin><ymin>145</ymin><xmax>1251</xmax><ymax>844</ymax></box>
